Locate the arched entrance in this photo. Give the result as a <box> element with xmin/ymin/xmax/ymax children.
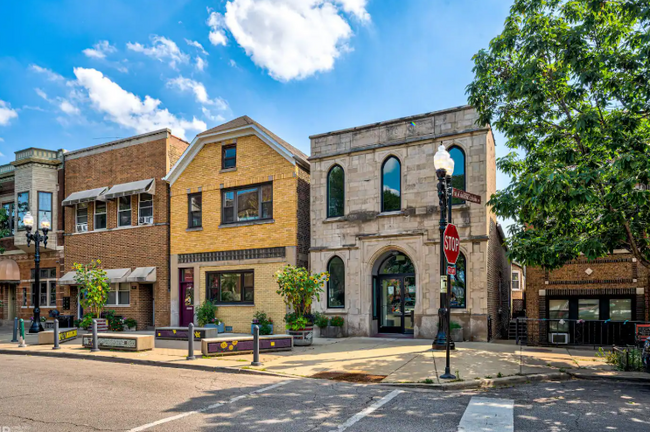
<box><xmin>373</xmin><ymin>251</ymin><xmax>415</xmax><ymax>334</ymax></box>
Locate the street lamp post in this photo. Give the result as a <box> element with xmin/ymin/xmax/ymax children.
<box><xmin>23</xmin><ymin>212</ymin><xmax>50</xmax><ymax>334</ymax></box>
<box><xmin>432</xmin><ymin>146</ymin><xmax>456</xmax><ymax>379</ymax></box>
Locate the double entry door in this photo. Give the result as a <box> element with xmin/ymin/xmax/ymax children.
<box><xmin>378</xmin><ymin>275</ymin><xmax>415</xmax><ymax>334</ymax></box>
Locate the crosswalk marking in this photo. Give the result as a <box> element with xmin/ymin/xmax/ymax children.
<box><xmin>458</xmin><ymin>397</ymin><xmax>514</xmax><ymax>432</ymax></box>
<box><xmin>329</xmin><ymin>389</ymin><xmax>404</xmax><ymax>432</ymax></box>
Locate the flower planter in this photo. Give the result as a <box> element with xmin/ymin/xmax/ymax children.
<box><xmin>287</xmin><ymin>327</ymin><xmax>314</xmax><ymax>346</ymax></box>
<box><xmin>451</xmin><ymin>328</ymin><xmax>463</xmax><ymax>342</ymax></box>
<box><xmin>320</xmin><ymin>326</ymin><xmax>343</xmax><ymax>338</ymax></box>
<box><xmin>251</xmin><ymin>324</ymin><xmax>273</xmax><ymax>335</ymax></box>
<box><xmin>204</xmin><ymin>323</ymin><xmax>225</xmax><ymax>333</ymax></box>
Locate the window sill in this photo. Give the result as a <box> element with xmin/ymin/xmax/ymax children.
<box><xmin>186</xmin><ymin>227</ymin><xmax>203</xmax><ymax>232</ymax></box>
<box><xmin>219</xmin><ymin>219</ymin><xmax>274</xmax><ymax>229</ymax></box>
<box><xmin>323</xmin><ymin>216</ymin><xmax>346</xmax><ymax>224</ymax></box>
<box><xmin>214</xmin><ymin>303</ymin><xmax>255</xmax><ymax>307</ymax></box>
<box><xmin>105</xmin><ymin>304</ymin><xmax>131</xmax><ymax>308</ymax></box>
<box><xmin>377</xmin><ymin>210</ymin><xmax>404</xmax><ymax>218</ymax></box>
<box><xmin>220</xmin><ymin>167</ymin><xmax>237</xmax><ymax>173</ymax></box>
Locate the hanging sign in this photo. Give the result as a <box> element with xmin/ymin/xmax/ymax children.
<box><xmin>440</xmin><ymin>275</ymin><xmax>447</xmax><ymax>293</ymax></box>
<box><xmin>452</xmin><ymin>188</ymin><xmax>481</xmax><ymax>204</ymax></box>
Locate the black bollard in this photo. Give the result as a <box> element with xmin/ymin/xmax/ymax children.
<box><xmin>91</xmin><ymin>319</ymin><xmax>100</xmax><ymax>352</ymax></box>
<box><xmin>187</xmin><ymin>323</ymin><xmax>196</xmax><ymax>360</ymax></box>
<box><xmin>11</xmin><ymin>317</ymin><xmax>18</xmax><ymax>343</ymax></box>
<box><xmin>53</xmin><ymin>319</ymin><xmax>60</xmax><ymax>350</ymax></box>
<box><xmin>251</xmin><ymin>325</ymin><xmax>262</xmax><ymax>366</ymax></box>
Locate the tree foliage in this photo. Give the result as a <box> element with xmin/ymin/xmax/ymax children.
<box><xmin>467</xmin><ymin>0</ymin><xmax>650</xmax><ymax>269</ymax></box>
<box><xmin>74</xmin><ymin>260</ymin><xmax>109</xmax><ymax>318</ymax></box>
<box><xmin>275</xmin><ymin>265</ymin><xmax>328</xmax><ymax>330</ymax></box>
<box><xmin>0</xmin><ymin>208</ymin><xmax>8</xmax><ymax>254</ymax></box>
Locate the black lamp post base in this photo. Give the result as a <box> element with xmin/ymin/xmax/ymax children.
<box><xmin>432</xmin><ymin>331</ymin><xmax>456</xmax><ymax>350</ymax></box>
<box><xmin>28</xmin><ymin>322</ymin><xmax>44</xmax><ymax>334</ymax></box>
<box><xmin>440</xmin><ymin>372</ymin><xmax>457</xmax><ymax>380</ymax></box>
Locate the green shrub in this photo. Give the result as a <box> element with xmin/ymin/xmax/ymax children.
<box><xmin>330</xmin><ymin>316</ymin><xmax>345</xmax><ymax>327</ymax></box>
<box><xmin>124</xmin><ymin>318</ymin><xmax>137</xmax><ymax>329</ymax></box>
<box><xmin>598</xmin><ymin>347</ymin><xmax>644</xmax><ymax>372</ymax></box>
<box><xmin>197</xmin><ymin>300</ymin><xmax>219</xmax><ymax>327</ymax></box>
<box><xmin>259</xmin><ymin>324</ymin><xmax>273</xmax><ymax>335</ymax></box>
<box><xmin>104</xmin><ymin>310</ymin><xmax>124</xmax><ymax>331</ymax></box>
<box><xmin>450</xmin><ymin>321</ymin><xmax>462</xmax><ymax>330</ymax></box>
<box><xmin>252</xmin><ymin>311</ymin><xmax>273</xmax><ymax>326</ymax></box>
<box><xmin>74</xmin><ymin>314</ymin><xmax>95</xmax><ymax>330</ymax></box>
<box><xmin>313</xmin><ymin>312</ymin><xmax>329</xmax><ymax>328</ymax></box>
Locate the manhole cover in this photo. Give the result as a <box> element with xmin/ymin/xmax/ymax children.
<box><xmin>311</xmin><ymin>372</ymin><xmax>387</xmax><ymax>383</ymax></box>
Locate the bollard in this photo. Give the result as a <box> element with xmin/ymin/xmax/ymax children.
<box><xmin>91</xmin><ymin>319</ymin><xmax>100</xmax><ymax>352</ymax></box>
<box><xmin>11</xmin><ymin>317</ymin><xmax>18</xmax><ymax>343</ymax></box>
<box><xmin>53</xmin><ymin>319</ymin><xmax>61</xmax><ymax>350</ymax></box>
<box><xmin>18</xmin><ymin>319</ymin><xmax>26</xmax><ymax>347</ymax></box>
<box><xmin>186</xmin><ymin>323</ymin><xmax>196</xmax><ymax>360</ymax></box>
<box><xmin>251</xmin><ymin>325</ymin><xmax>262</xmax><ymax>366</ymax></box>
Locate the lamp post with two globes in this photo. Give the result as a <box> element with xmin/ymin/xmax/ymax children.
<box><xmin>23</xmin><ymin>212</ymin><xmax>50</xmax><ymax>334</ymax></box>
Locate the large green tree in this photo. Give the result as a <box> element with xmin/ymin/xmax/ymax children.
<box><xmin>467</xmin><ymin>0</ymin><xmax>650</xmax><ymax>269</ymax></box>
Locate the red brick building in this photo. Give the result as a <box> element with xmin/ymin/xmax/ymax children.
<box><xmin>58</xmin><ymin>130</ymin><xmax>187</xmax><ymax>329</ymax></box>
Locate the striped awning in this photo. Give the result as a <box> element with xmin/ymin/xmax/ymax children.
<box><xmin>61</xmin><ymin>187</ymin><xmax>108</xmax><ymax>206</ymax></box>
<box><xmin>127</xmin><ymin>267</ymin><xmax>156</xmax><ymax>283</ymax></box>
<box><xmin>104</xmin><ymin>179</ymin><xmax>155</xmax><ymax>200</ymax></box>
<box><xmin>59</xmin><ymin>268</ymin><xmax>132</xmax><ymax>285</ymax></box>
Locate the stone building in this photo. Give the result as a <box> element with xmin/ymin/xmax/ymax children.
<box><xmin>309</xmin><ymin>105</ymin><xmax>510</xmax><ymax>341</ymax></box>
<box><xmin>164</xmin><ymin>116</ymin><xmax>310</xmax><ymax>333</ymax></box>
<box><xmin>0</xmin><ymin>148</ymin><xmax>65</xmax><ymax>325</ymax></box>
<box><xmin>57</xmin><ymin>130</ymin><xmax>188</xmax><ymax>328</ymax></box>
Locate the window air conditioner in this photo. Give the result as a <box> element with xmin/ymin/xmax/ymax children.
<box><xmin>76</xmin><ymin>223</ymin><xmax>88</xmax><ymax>233</ymax></box>
<box><xmin>549</xmin><ymin>333</ymin><xmax>569</xmax><ymax>344</ymax></box>
<box><xmin>139</xmin><ymin>216</ymin><xmax>153</xmax><ymax>225</ymax></box>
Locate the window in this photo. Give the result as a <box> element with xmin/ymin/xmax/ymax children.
<box><xmin>381</xmin><ymin>157</ymin><xmax>401</xmax><ymax>212</ymax></box>
<box><xmin>107</xmin><ymin>283</ymin><xmax>130</xmax><ymax>306</ymax></box>
<box><xmin>449</xmin><ymin>146</ymin><xmax>466</xmax><ymax>205</ymax></box>
<box><xmin>222</xmin><ymin>183</ymin><xmax>272</xmax><ymax>224</ymax></box>
<box><xmin>512</xmin><ymin>272</ymin><xmax>520</xmax><ymax>290</ymax></box>
<box><xmin>37</xmin><ymin>192</ymin><xmax>52</xmax><ymax>227</ymax></box>
<box><xmin>549</xmin><ymin>299</ymin><xmax>570</xmax><ymax>332</ymax></box>
<box><xmin>578</xmin><ymin>299</ymin><xmax>600</xmax><ymax>320</ymax></box>
<box><xmin>327</xmin><ymin>257</ymin><xmax>345</xmax><ymax>308</ymax></box>
<box><xmin>138</xmin><ymin>193</ymin><xmax>153</xmax><ymax>225</ymax></box>
<box><xmin>222</xmin><ymin>144</ymin><xmax>236</xmax><ymax>169</ymax></box>
<box><xmin>188</xmin><ymin>193</ymin><xmax>202</xmax><ymax>228</ymax></box>
<box><xmin>1</xmin><ymin>202</ymin><xmax>14</xmax><ymax>236</ymax></box>
<box><xmin>609</xmin><ymin>299</ymin><xmax>632</xmax><ymax>321</ymax></box>
<box><xmin>451</xmin><ymin>253</ymin><xmax>466</xmax><ymax>308</ymax></box>
<box><xmin>22</xmin><ymin>288</ymin><xmax>27</xmax><ymax>307</ymax></box>
<box><xmin>94</xmin><ymin>201</ymin><xmax>107</xmax><ymax>230</ymax></box>
<box><xmin>327</xmin><ymin>165</ymin><xmax>345</xmax><ymax>218</ymax></box>
<box><xmin>29</xmin><ymin>268</ymin><xmax>57</xmax><ymax>307</ymax></box>
<box><xmin>76</xmin><ymin>203</ymin><xmax>89</xmax><ymax>232</ymax></box>
<box><xmin>207</xmin><ymin>271</ymin><xmax>254</xmax><ymax>304</ymax></box>
<box><xmin>17</xmin><ymin>192</ymin><xmax>29</xmax><ymax>230</ymax></box>
<box><xmin>118</xmin><ymin>196</ymin><xmax>132</xmax><ymax>227</ymax></box>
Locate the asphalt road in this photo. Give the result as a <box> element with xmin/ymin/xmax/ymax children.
<box><xmin>0</xmin><ymin>355</ymin><xmax>648</xmax><ymax>431</ymax></box>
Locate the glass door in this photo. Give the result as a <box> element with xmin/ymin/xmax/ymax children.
<box><xmin>403</xmin><ymin>276</ymin><xmax>416</xmax><ymax>334</ymax></box>
<box><xmin>379</xmin><ymin>277</ymin><xmax>403</xmax><ymax>333</ymax></box>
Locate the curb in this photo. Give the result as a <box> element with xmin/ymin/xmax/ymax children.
<box><xmin>382</xmin><ymin>372</ymin><xmax>571</xmax><ymax>390</ymax></box>
<box><xmin>566</xmin><ymin>370</ymin><xmax>650</xmax><ymax>384</ymax></box>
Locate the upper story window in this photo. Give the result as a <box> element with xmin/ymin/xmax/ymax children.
<box><xmin>107</xmin><ymin>283</ymin><xmax>130</xmax><ymax>306</ymax></box>
<box><xmin>94</xmin><ymin>201</ymin><xmax>107</xmax><ymax>230</ymax></box>
<box><xmin>138</xmin><ymin>193</ymin><xmax>153</xmax><ymax>225</ymax></box>
<box><xmin>17</xmin><ymin>192</ymin><xmax>29</xmax><ymax>230</ymax></box>
<box><xmin>327</xmin><ymin>256</ymin><xmax>345</xmax><ymax>308</ymax></box>
<box><xmin>327</xmin><ymin>165</ymin><xmax>345</xmax><ymax>218</ymax></box>
<box><xmin>449</xmin><ymin>146</ymin><xmax>466</xmax><ymax>205</ymax></box>
<box><xmin>381</xmin><ymin>156</ymin><xmax>401</xmax><ymax>212</ymax></box>
<box><xmin>37</xmin><ymin>191</ymin><xmax>52</xmax><ymax>227</ymax></box>
<box><xmin>512</xmin><ymin>272</ymin><xmax>520</xmax><ymax>290</ymax></box>
<box><xmin>76</xmin><ymin>203</ymin><xmax>88</xmax><ymax>233</ymax></box>
<box><xmin>30</xmin><ymin>267</ymin><xmax>57</xmax><ymax>307</ymax></box>
<box><xmin>118</xmin><ymin>196</ymin><xmax>132</xmax><ymax>227</ymax></box>
<box><xmin>222</xmin><ymin>144</ymin><xmax>236</xmax><ymax>169</ymax></box>
<box><xmin>222</xmin><ymin>183</ymin><xmax>272</xmax><ymax>225</ymax></box>
<box><xmin>1</xmin><ymin>202</ymin><xmax>14</xmax><ymax>236</ymax></box>
<box><xmin>188</xmin><ymin>192</ymin><xmax>202</xmax><ymax>228</ymax></box>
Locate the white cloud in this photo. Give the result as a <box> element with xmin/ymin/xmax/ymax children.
<box><xmin>73</xmin><ymin>67</ymin><xmax>205</xmax><ymax>140</ymax></box>
<box><xmin>212</xmin><ymin>0</ymin><xmax>369</xmax><ymax>81</ymax></box>
<box><xmin>185</xmin><ymin>39</ymin><xmax>209</xmax><ymax>55</ymax></box>
<box><xmin>35</xmin><ymin>88</ymin><xmax>50</xmax><ymax>101</ymax></box>
<box><xmin>207</xmin><ymin>10</ymin><xmax>227</xmax><ymax>46</ymax></box>
<box><xmin>83</xmin><ymin>40</ymin><xmax>117</xmax><ymax>59</ymax></box>
<box><xmin>229</xmin><ymin>59</ymin><xmax>237</xmax><ymax>68</ymax></box>
<box><xmin>195</xmin><ymin>56</ymin><xmax>207</xmax><ymax>71</ymax></box>
<box><xmin>166</xmin><ymin>76</ymin><xmax>228</xmax><ymax>110</ymax></box>
<box><xmin>29</xmin><ymin>64</ymin><xmax>66</xmax><ymax>82</ymax></box>
<box><xmin>0</xmin><ymin>100</ymin><xmax>18</xmax><ymax>126</ymax></box>
<box><xmin>0</xmin><ymin>151</ymin><xmax>4</xmax><ymax>158</ymax></box>
<box><xmin>59</xmin><ymin>100</ymin><xmax>80</xmax><ymax>115</ymax></box>
<box><xmin>202</xmin><ymin>107</ymin><xmax>225</xmax><ymax>123</ymax></box>
<box><xmin>126</xmin><ymin>36</ymin><xmax>189</xmax><ymax>69</ymax></box>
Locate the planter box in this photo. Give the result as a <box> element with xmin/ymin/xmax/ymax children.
<box><xmin>251</xmin><ymin>323</ymin><xmax>273</xmax><ymax>335</ymax></box>
<box><xmin>320</xmin><ymin>326</ymin><xmax>343</xmax><ymax>338</ymax></box>
<box><xmin>202</xmin><ymin>334</ymin><xmax>293</xmax><ymax>356</ymax></box>
<box><xmin>82</xmin><ymin>333</ymin><xmax>154</xmax><ymax>351</ymax></box>
<box><xmin>287</xmin><ymin>327</ymin><xmax>314</xmax><ymax>346</ymax></box>
<box><xmin>27</xmin><ymin>328</ymin><xmax>78</xmax><ymax>345</ymax></box>
<box><xmin>155</xmin><ymin>326</ymin><xmax>219</xmax><ymax>341</ymax></box>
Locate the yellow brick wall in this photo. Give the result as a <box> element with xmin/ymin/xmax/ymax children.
<box><xmin>170</xmin><ymin>134</ymin><xmax>299</xmax><ymax>255</ymax></box>
<box><xmin>197</xmin><ymin>262</ymin><xmax>287</xmax><ymax>333</ymax></box>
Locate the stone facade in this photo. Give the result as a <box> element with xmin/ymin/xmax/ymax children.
<box><xmin>309</xmin><ymin>105</ymin><xmax>509</xmax><ymax>341</ymax></box>
<box><xmin>166</xmin><ymin>116</ymin><xmax>310</xmax><ymax>333</ymax></box>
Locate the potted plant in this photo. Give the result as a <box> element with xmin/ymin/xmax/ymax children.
<box><xmin>450</xmin><ymin>321</ymin><xmax>463</xmax><ymax>342</ymax></box>
<box><xmin>73</xmin><ymin>260</ymin><xmax>109</xmax><ymax>331</ymax></box>
<box><xmin>275</xmin><ymin>265</ymin><xmax>328</xmax><ymax>346</ymax></box>
<box><xmin>124</xmin><ymin>318</ymin><xmax>138</xmax><ymax>331</ymax></box>
<box><xmin>251</xmin><ymin>311</ymin><xmax>274</xmax><ymax>335</ymax></box>
<box><xmin>314</xmin><ymin>312</ymin><xmax>329</xmax><ymax>338</ymax></box>
<box><xmin>197</xmin><ymin>300</ymin><xmax>224</xmax><ymax>333</ymax></box>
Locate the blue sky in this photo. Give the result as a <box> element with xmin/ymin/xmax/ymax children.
<box><xmin>0</xmin><ymin>0</ymin><xmax>513</xmax><ymax>219</ymax></box>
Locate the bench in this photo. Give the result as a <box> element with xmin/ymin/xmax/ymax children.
<box><xmin>81</xmin><ymin>333</ymin><xmax>154</xmax><ymax>351</ymax></box>
<box><xmin>26</xmin><ymin>328</ymin><xmax>79</xmax><ymax>345</ymax></box>
<box><xmin>155</xmin><ymin>326</ymin><xmax>219</xmax><ymax>341</ymax></box>
<box><xmin>202</xmin><ymin>334</ymin><xmax>293</xmax><ymax>357</ymax></box>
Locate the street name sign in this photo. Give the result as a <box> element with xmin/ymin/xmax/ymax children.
<box><xmin>452</xmin><ymin>188</ymin><xmax>481</xmax><ymax>204</ymax></box>
<box><xmin>443</xmin><ymin>223</ymin><xmax>460</xmax><ymax>264</ymax></box>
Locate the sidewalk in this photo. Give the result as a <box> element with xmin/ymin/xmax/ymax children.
<box><xmin>0</xmin><ymin>326</ymin><xmax>629</xmax><ymax>386</ymax></box>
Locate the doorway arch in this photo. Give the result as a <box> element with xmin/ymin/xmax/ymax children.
<box><xmin>372</xmin><ymin>251</ymin><xmax>416</xmax><ymax>334</ymax></box>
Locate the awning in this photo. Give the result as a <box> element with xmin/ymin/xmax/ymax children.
<box><xmin>61</xmin><ymin>187</ymin><xmax>108</xmax><ymax>206</ymax></box>
<box><xmin>58</xmin><ymin>268</ymin><xmax>132</xmax><ymax>285</ymax></box>
<box><xmin>58</xmin><ymin>271</ymin><xmax>77</xmax><ymax>285</ymax></box>
<box><xmin>104</xmin><ymin>179</ymin><xmax>155</xmax><ymax>200</ymax></box>
<box><xmin>127</xmin><ymin>267</ymin><xmax>157</xmax><ymax>283</ymax></box>
<box><xmin>0</xmin><ymin>259</ymin><xmax>20</xmax><ymax>283</ymax></box>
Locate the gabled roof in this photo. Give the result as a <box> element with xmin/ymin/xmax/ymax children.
<box><xmin>164</xmin><ymin>116</ymin><xmax>309</xmax><ymax>185</ymax></box>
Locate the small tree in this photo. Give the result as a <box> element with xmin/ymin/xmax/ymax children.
<box><xmin>0</xmin><ymin>207</ymin><xmax>9</xmax><ymax>254</ymax></box>
<box><xmin>74</xmin><ymin>260</ymin><xmax>109</xmax><ymax>319</ymax></box>
<box><xmin>275</xmin><ymin>265</ymin><xmax>328</xmax><ymax>330</ymax></box>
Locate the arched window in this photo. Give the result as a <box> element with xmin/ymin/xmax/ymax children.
<box><xmin>327</xmin><ymin>165</ymin><xmax>345</xmax><ymax>218</ymax></box>
<box><xmin>449</xmin><ymin>146</ymin><xmax>466</xmax><ymax>205</ymax></box>
<box><xmin>450</xmin><ymin>252</ymin><xmax>466</xmax><ymax>308</ymax></box>
<box><xmin>327</xmin><ymin>256</ymin><xmax>345</xmax><ymax>308</ymax></box>
<box><xmin>381</xmin><ymin>156</ymin><xmax>401</xmax><ymax>212</ymax></box>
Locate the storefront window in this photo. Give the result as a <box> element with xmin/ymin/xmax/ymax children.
<box><xmin>609</xmin><ymin>299</ymin><xmax>632</xmax><ymax>321</ymax></box>
<box><xmin>549</xmin><ymin>299</ymin><xmax>570</xmax><ymax>332</ymax></box>
<box><xmin>578</xmin><ymin>299</ymin><xmax>599</xmax><ymax>320</ymax></box>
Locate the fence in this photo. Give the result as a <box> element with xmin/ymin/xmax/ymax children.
<box><xmin>513</xmin><ymin>318</ymin><xmax>649</xmax><ymax>348</ymax></box>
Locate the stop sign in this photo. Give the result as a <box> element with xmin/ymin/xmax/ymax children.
<box><xmin>443</xmin><ymin>224</ymin><xmax>460</xmax><ymax>264</ymax></box>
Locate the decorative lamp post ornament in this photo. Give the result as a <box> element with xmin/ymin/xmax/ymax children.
<box><xmin>23</xmin><ymin>212</ymin><xmax>50</xmax><ymax>333</ymax></box>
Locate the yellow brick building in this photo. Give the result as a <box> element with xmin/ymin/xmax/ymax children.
<box><xmin>164</xmin><ymin>116</ymin><xmax>310</xmax><ymax>333</ymax></box>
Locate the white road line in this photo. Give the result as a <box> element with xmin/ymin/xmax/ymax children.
<box><xmin>458</xmin><ymin>397</ymin><xmax>514</xmax><ymax>432</ymax></box>
<box><xmin>329</xmin><ymin>389</ymin><xmax>403</xmax><ymax>432</ymax></box>
<box><xmin>128</xmin><ymin>380</ymin><xmax>291</xmax><ymax>432</ymax></box>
